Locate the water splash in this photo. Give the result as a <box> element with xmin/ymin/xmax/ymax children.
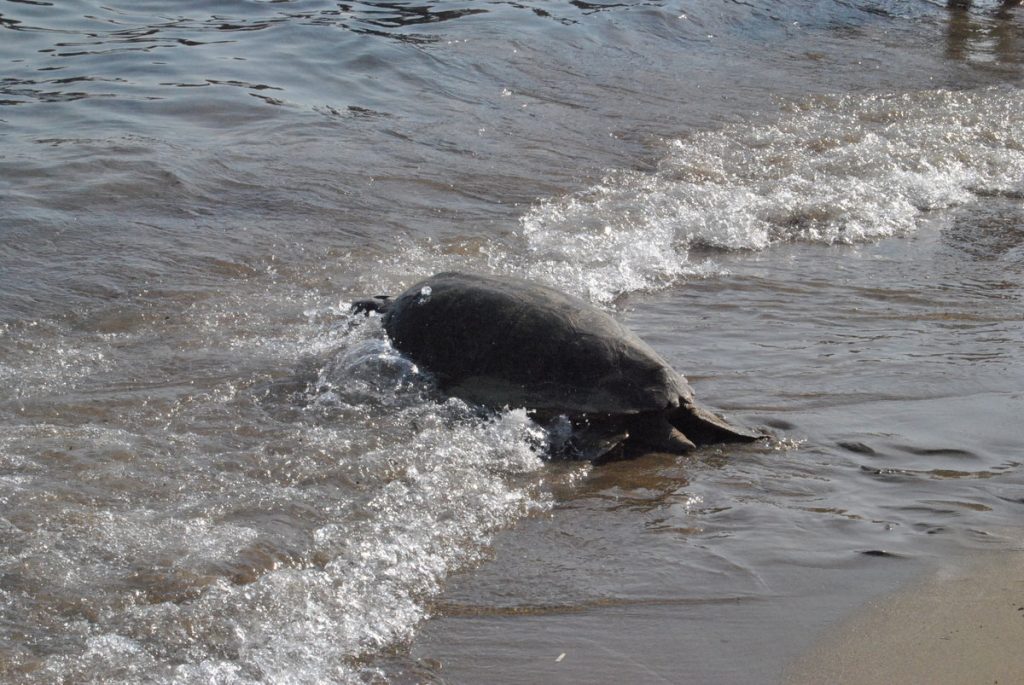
<box><xmin>1</xmin><ymin>307</ymin><xmax>552</xmax><ymax>684</ymax></box>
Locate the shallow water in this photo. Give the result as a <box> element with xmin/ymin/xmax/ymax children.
<box><xmin>408</xmin><ymin>213</ymin><xmax>1024</xmax><ymax>683</ymax></box>
<box><xmin>1</xmin><ymin>1</ymin><xmax>1023</xmax><ymax>683</ymax></box>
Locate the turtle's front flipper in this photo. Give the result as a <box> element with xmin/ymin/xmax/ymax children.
<box><xmin>565</xmin><ymin>420</ymin><xmax>629</xmax><ymax>462</ymax></box>
<box><xmin>627</xmin><ymin>412</ymin><xmax>696</xmax><ymax>454</ymax></box>
<box><xmin>669</xmin><ymin>400</ymin><xmax>762</xmax><ymax>446</ymax></box>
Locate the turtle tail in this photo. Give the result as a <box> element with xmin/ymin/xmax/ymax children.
<box><xmin>669</xmin><ymin>399</ymin><xmax>762</xmax><ymax>446</ymax></box>
<box><xmin>351</xmin><ymin>295</ymin><xmax>392</xmax><ymax>315</ymax></box>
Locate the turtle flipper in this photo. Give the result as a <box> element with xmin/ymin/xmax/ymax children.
<box><xmin>627</xmin><ymin>412</ymin><xmax>696</xmax><ymax>454</ymax></box>
<box><xmin>669</xmin><ymin>400</ymin><xmax>762</xmax><ymax>446</ymax></box>
<box><xmin>351</xmin><ymin>295</ymin><xmax>392</xmax><ymax>315</ymax></box>
<box><xmin>565</xmin><ymin>420</ymin><xmax>629</xmax><ymax>462</ymax></box>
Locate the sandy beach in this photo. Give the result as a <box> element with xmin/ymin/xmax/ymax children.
<box><xmin>785</xmin><ymin>548</ymin><xmax>1024</xmax><ymax>685</ymax></box>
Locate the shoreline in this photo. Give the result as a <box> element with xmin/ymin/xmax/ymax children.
<box><xmin>783</xmin><ymin>546</ymin><xmax>1024</xmax><ymax>685</ymax></box>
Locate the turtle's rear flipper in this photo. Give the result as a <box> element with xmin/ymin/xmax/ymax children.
<box><xmin>351</xmin><ymin>295</ymin><xmax>392</xmax><ymax>315</ymax></box>
<box><xmin>669</xmin><ymin>400</ymin><xmax>762</xmax><ymax>446</ymax></box>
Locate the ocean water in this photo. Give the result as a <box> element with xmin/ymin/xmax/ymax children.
<box><xmin>1</xmin><ymin>1</ymin><xmax>1022</xmax><ymax>682</ymax></box>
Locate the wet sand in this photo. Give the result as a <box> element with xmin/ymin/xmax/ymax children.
<box><xmin>785</xmin><ymin>545</ymin><xmax>1024</xmax><ymax>685</ymax></box>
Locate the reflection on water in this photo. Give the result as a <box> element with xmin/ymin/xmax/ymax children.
<box><xmin>945</xmin><ymin>0</ymin><xmax>1024</xmax><ymax>63</ymax></box>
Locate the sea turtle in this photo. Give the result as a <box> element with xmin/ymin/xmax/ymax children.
<box><xmin>353</xmin><ymin>271</ymin><xmax>761</xmax><ymax>460</ymax></box>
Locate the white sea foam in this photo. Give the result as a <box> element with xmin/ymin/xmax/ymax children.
<box><xmin>7</xmin><ymin>312</ymin><xmax>550</xmax><ymax>685</ymax></box>
<box><xmin>363</xmin><ymin>89</ymin><xmax>1024</xmax><ymax>306</ymax></box>
<box><xmin>513</xmin><ymin>87</ymin><xmax>1024</xmax><ymax>302</ymax></box>
<box><xmin>158</xmin><ymin>404</ymin><xmax>547</xmax><ymax>684</ymax></box>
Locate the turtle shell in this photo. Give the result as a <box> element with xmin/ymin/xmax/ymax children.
<box><xmin>381</xmin><ymin>272</ymin><xmax>694</xmax><ymax>415</ymax></box>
